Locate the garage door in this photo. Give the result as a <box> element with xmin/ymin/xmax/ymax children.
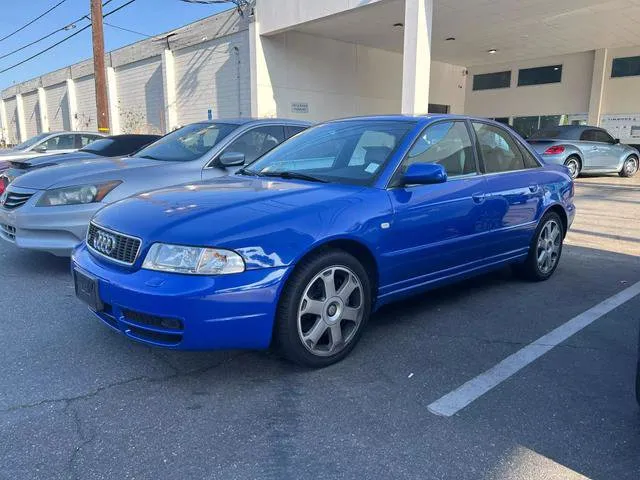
<box><xmin>75</xmin><ymin>75</ymin><xmax>97</xmax><ymax>131</ymax></box>
<box><xmin>5</xmin><ymin>97</ymin><xmax>20</xmax><ymax>145</ymax></box>
<box><xmin>22</xmin><ymin>91</ymin><xmax>41</xmax><ymax>138</ymax></box>
<box><xmin>45</xmin><ymin>82</ymin><xmax>70</xmax><ymax>131</ymax></box>
<box><xmin>116</xmin><ymin>56</ymin><xmax>165</xmax><ymax>134</ymax></box>
<box><xmin>174</xmin><ymin>32</ymin><xmax>250</xmax><ymax>125</ymax></box>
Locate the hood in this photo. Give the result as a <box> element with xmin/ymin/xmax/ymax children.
<box><xmin>93</xmin><ymin>176</ymin><xmax>365</xmax><ymax>248</ymax></box>
<box><xmin>12</xmin><ymin>151</ymin><xmax>99</xmax><ymax>170</ymax></box>
<box><xmin>11</xmin><ymin>156</ymin><xmax>164</xmax><ymax>190</ymax></box>
<box><xmin>0</xmin><ymin>150</ymin><xmax>37</xmax><ymax>161</ymax></box>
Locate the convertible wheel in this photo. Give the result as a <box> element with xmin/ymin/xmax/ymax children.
<box><xmin>515</xmin><ymin>212</ymin><xmax>564</xmax><ymax>282</ymax></box>
<box><xmin>619</xmin><ymin>155</ymin><xmax>639</xmax><ymax>178</ymax></box>
<box><xmin>274</xmin><ymin>249</ymin><xmax>371</xmax><ymax>367</ymax></box>
<box><xmin>564</xmin><ymin>156</ymin><xmax>581</xmax><ymax>179</ymax></box>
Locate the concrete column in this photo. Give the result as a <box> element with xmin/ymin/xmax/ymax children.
<box><xmin>401</xmin><ymin>0</ymin><xmax>433</xmax><ymax>114</ymax></box>
<box><xmin>0</xmin><ymin>99</ymin><xmax>8</xmax><ymax>146</ymax></box>
<box><xmin>37</xmin><ymin>87</ymin><xmax>49</xmax><ymax>133</ymax></box>
<box><xmin>161</xmin><ymin>49</ymin><xmax>178</xmax><ymax>132</ymax></box>
<box><xmin>588</xmin><ymin>48</ymin><xmax>608</xmax><ymax>127</ymax></box>
<box><xmin>248</xmin><ymin>20</ymin><xmax>277</xmax><ymax>118</ymax></box>
<box><xmin>106</xmin><ymin>67</ymin><xmax>120</xmax><ymax>135</ymax></box>
<box><xmin>15</xmin><ymin>94</ymin><xmax>27</xmax><ymax>142</ymax></box>
<box><xmin>66</xmin><ymin>79</ymin><xmax>78</xmax><ymax>131</ymax></box>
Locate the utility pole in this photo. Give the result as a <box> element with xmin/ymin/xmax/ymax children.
<box><xmin>91</xmin><ymin>0</ymin><xmax>110</xmax><ymax>133</ymax></box>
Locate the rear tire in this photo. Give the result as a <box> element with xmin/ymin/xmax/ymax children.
<box><xmin>619</xmin><ymin>155</ymin><xmax>639</xmax><ymax>177</ymax></box>
<box><xmin>514</xmin><ymin>211</ymin><xmax>564</xmax><ymax>282</ymax></box>
<box><xmin>274</xmin><ymin>248</ymin><xmax>372</xmax><ymax>368</ymax></box>
<box><xmin>564</xmin><ymin>156</ymin><xmax>581</xmax><ymax>179</ymax></box>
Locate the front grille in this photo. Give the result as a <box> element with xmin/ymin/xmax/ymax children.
<box><xmin>2</xmin><ymin>190</ymin><xmax>33</xmax><ymax>210</ymax></box>
<box><xmin>0</xmin><ymin>223</ymin><xmax>16</xmax><ymax>242</ymax></box>
<box><xmin>87</xmin><ymin>222</ymin><xmax>141</xmax><ymax>266</ymax></box>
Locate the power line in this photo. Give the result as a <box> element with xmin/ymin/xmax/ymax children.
<box><xmin>103</xmin><ymin>21</ymin><xmax>150</xmax><ymax>38</ymax></box>
<box><xmin>0</xmin><ymin>0</ymin><xmax>138</xmax><ymax>75</ymax></box>
<box><xmin>0</xmin><ymin>0</ymin><xmax>70</xmax><ymax>44</ymax></box>
<box><xmin>0</xmin><ymin>1</ymin><xmax>115</xmax><ymax>62</ymax></box>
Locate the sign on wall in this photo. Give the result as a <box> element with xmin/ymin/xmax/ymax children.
<box><xmin>291</xmin><ymin>102</ymin><xmax>309</xmax><ymax>114</ymax></box>
<box><xmin>600</xmin><ymin>114</ymin><xmax>640</xmax><ymax>141</ymax></box>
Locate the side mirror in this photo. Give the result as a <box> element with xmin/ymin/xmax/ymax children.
<box><xmin>34</xmin><ymin>145</ymin><xmax>48</xmax><ymax>153</ymax></box>
<box><xmin>218</xmin><ymin>151</ymin><xmax>245</xmax><ymax>167</ymax></box>
<box><xmin>402</xmin><ymin>163</ymin><xmax>447</xmax><ymax>186</ymax></box>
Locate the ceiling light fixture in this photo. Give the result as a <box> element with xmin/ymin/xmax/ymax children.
<box><xmin>446</xmin><ymin>37</ymin><xmax>456</xmax><ymax>41</ymax></box>
<box><xmin>487</xmin><ymin>48</ymin><xmax>498</xmax><ymax>54</ymax></box>
<box><xmin>393</xmin><ymin>22</ymin><xmax>404</xmax><ymax>28</ymax></box>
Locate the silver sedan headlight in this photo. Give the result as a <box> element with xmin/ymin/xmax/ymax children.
<box><xmin>142</xmin><ymin>243</ymin><xmax>245</xmax><ymax>275</ymax></box>
<box><xmin>36</xmin><ymin>181</ymin><xmax>122</xmax><ymax>207</ymax></box>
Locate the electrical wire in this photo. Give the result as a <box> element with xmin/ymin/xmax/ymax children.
<box><xmin>103</xmin><ymin>21</ymin><xmax>151</xmax><ymax>38</ymax></box>
<box><xmin>0</xmin><ymin>0</ymin><xmax>138</xmax><ymax>75</ymax></box>
<box><xmin>0</xmin><ymin>0</ymin><xmax>70</xmax><ymax>44</ymax></box>
<box><xmin>0</xmin><ymin>0</ymin><xmax>115</xmax><ymax>62</ymax></box>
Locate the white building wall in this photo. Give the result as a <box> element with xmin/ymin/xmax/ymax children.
<box><xmin>430</xmin><ymin>60</ymin><xmax>467</xmax><ymax>114</ymax></box>
<box><xmin>602</xmin><ymin>46</ymin><xmax>640</xmax><ymax>115</ymax></box>
<box><xmin>22</xmin><ymin>91</ymin><xmax>41</xmax><ymax>138</ymax></box>
<box><xmin>45</xmin><ymin>82</ymin><xmax>70</xmax><ymax>131</ymax></box>
<box><xmin>74</xmin><ymin>75</ymin><xmax>98</xmax><ymax>131</ymax></box>
<box><xmin>5</xmin><ymin>97</ymin><xmax>19</xmax><ymax>145</ymax></box>
<box><xmin>174</xmin><ymin>31</ymin><xmax>250</xmax><ymax>125</ymax></box>
<box><xmin>116</xmin><ymin>56</ymin><xmax>165</xmax><ymax>134</ymax></box>
<box><xmin>464</xmin><ymin>51</ymin><xmax>594</xmax><ymax>118</ymax></box>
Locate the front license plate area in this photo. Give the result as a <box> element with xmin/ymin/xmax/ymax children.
<box><xmin>73</xmin><ymin>269</ymin><xmax>104</xmax><ymax>312</ymax></box>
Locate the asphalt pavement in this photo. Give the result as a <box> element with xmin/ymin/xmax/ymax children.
<box><xmin>1</xmin><ymin>174</ymin><xmax>639</xmax><ymax>480</ymax></box>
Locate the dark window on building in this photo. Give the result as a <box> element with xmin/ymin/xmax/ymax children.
<box><xmin>428</xmin><ymin>103</ymin><xmax>450</xmax><ymax>114</ymax></box>
<box><xmin>612</xmin><ymin>56</ymin><xmax>640</xmax><ymax>78</ymax></box>
<box><xmin>492</xmin><ymin>117</ymin><xmax>510</xmax><ymax>126</ymax></box>
<box><xmin>517</xmin><ymin>65</ymin><xmax>562</xmax><ymax>86</ymax></box>
<box><xmin>472</xmin><ymin>71</ymin><xmax>511</xmax><ymax>91</ymax></box>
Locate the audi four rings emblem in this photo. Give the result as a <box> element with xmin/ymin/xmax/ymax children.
<box><xmin>93</xmin><ymin>231</ymin><xmax>117</xmax><ymax>255</ymax></box>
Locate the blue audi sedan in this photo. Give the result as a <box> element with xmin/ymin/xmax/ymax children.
<box><xmin>72</xmin><ymin>115</ymin><xmax>575</xmax><ymax>367</ymax></box>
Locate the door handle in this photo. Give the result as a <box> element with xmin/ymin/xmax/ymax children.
<box><xmin>591</xmin><ymin>146</ymin><xmax>598</xmax><ymax>150</ymax></box>
<box><xmin>528</xmin><ymin>184</ymin><xmax>539</xmax><ymax>193</ymax></box>
<box><xmin>472</xmin><ymin>192</ymin><xmax>485</xmax><ymax>204</ymax></box>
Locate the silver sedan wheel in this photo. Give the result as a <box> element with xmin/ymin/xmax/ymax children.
<box><xmin>297</xmin><ymin>266</ymin><xmax>364</xmax><ymax>357</ymax></box>
<box><xmin>624</xmin><ymin>157</ymin><xmax>638</xmax><ymax>176</ymax></box>
<box><xmin>565</xmin><ymin>158</ymin><xmax>579</xmax><ymax>179</ymax></box>
<box><xmin>536</xmin><ymin>220</ymin><xmax>562</xmax><ymax>274</ymax></box>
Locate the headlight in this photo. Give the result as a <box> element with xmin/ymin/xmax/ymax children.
<box><xmin>142</xmin><ymin>243</ymin><xmax>245</xmax><ymax>275</ymax></box>
<box><xmin>36</xmin><ymin>181</ymin><xmax>121</xmax><ymax>206</ymax></box>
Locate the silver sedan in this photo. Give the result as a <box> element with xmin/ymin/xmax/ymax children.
<box><xmin>528</xmin><ymin>125</ymin><xmax>639</xmax><ymax>179</ymax></box>
<box><xmin>0</xmin><ymin>119</ymin><xmax>310</xmax><ymax>256</ymax></box>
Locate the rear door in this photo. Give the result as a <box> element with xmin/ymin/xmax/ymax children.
<box><xmin>472</xmin><ymin>121</ymin><xmax>544</xmax><ymax>258</ymax></box>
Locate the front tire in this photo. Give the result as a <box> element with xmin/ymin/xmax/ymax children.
<box><xmin>619</xmin><ymin>155</ymin><xmax>639</xmax><ymax>177</ymax></box>
<box><xmin>515</xmin><ymin>212</ymin><xmax>565</xmax><ymax>281</ymax></box>
<box><xmin>274</xmin><ymin>249</ymin><xmax>372</xmax><ymax>367</ymax></box>
<box><xmin>564</xmin><ymin>156</ymin><xmax>581</xmax><ymax>179</ymax></box>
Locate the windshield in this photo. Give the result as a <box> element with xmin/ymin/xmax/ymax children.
<box><xmin>242</xmin><ymin>121</ymin><xmax>415</xmax><ymax>185</ymax></box>
<box><xmin>133</xmin><ymin>123</ymin><xmax>237</xmax><ymax>162</ymax></box>
<box><xmin>14</xmin><ymin>133</ymin><xmax>50</xmax><ymax>151</ymax></box>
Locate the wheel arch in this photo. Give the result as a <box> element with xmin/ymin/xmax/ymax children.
<box><xmin>542</xmin><ymin>203</ymin><xmax>569</xmax><ymax>237</ymax></box>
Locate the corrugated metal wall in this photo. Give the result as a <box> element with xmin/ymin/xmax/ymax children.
<box><xmin>22</xmin><ymin>91</ymin><xmax>40</xmax><ymax>138</ymax></box>
<box><xmin>5</xmin><ymin>97</ymin><xmax>19</xmax><ymax>144</ymax></box>
<box><xmin>175</xmin><ymin>31</ymin><xmax>250</xmax><ymax>125</ymax></box>
<box><xmin>45</xmin><ymin>82</ymin><xmax>70</xmax><ymax>131</ymax></box>
<box><xmin>116</xmin><ymin>56</ymin><xmax>164</xmax><ymax>134</ymax></box>
<box><xmin>75</xmin><ymin>75</ymin><xmax>98</xmax><ymax>131</ymax></box>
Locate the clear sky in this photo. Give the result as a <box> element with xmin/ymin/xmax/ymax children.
<box><xmin>0</xmin><ymin>0</ymin><xmax>231</xmax><ymax>90</ymax></box>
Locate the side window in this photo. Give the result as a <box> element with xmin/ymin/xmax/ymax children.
<box><xmin>472</xmin><ymin>122</ymin><xmax>526</xmax><ymax>173</ymax></box>
<box><xmin>580</xmin><ymin>130</ymin><xmax>597</xmax><ymax>142</ymax></box>
<box><xmin>223</xmin><ymin>126</ymin><xmax>285</xmax><ymax>164</ymax></box>
<box><xmin>520</xmin><ymin>145</ymin><xmax>542</xmax><ymax>168</ymax></box>
<box><xmin>285</xmin><ymin>125</ymin><xmax>307</xmax><ymax>138</ymax></box>
<box><xmin>78</xmin><ymin>134</ymin><xmax>101</xmax><ymax>148</ymax></box>
<box><xmin>402</xmin><ymin>121</ymin><xmax>475</xmax><ymax>177</ymax></box>
<box><xmin>43</xmin><ymin>134</ymin><xmax>75</xmax><ymax>151</ymax></box>
<box><xmin>593</xmin><ymin>130</ymin><xmax>614</xmax><ymax>144</ymax></box>
<box><xmin>349</xmin><ymin>131</ymin><xmax>397</xmax><ymax>167</ymax></box>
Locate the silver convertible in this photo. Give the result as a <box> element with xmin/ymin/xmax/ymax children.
<box><xmin>527</xmin><ymin>125</ymin><xmax>639</xmax><ymax>179</ymax></box>
<box><xmin>0</xmin><ymin>119</ymin><xmax>309</xmax><ymax>256</ymax></box>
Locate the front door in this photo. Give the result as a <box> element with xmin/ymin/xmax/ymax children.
<box><xmin>383</xmin><ymin>120</ymin><xmax>488</xmax><ymax>290</ymax></box>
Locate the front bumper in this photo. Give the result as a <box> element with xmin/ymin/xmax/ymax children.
<box><xmin>72</xmin><ymin>244</ymin><xmax>289</xmax><ymax>350</ymax></box>
<box><xmin>0</xmin><ymin>190</ymin><xmax>99</xmax><ymax>256</ymax></box>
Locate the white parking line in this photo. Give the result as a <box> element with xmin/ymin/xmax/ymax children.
<box><xmin>428</xmin><ymin>280</ymin><xmax>640</xmax><ymax>417</ymax></box>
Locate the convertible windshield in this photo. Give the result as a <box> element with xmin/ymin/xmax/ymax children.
<box><xmin>15</xmin><ymin>133</ymin><xmax>50</xmax><ymax>151</ymax></box>
<box><xmin>133</xmin><ymin>123</ymin><xmax>236</xmax><ymax>162</ymax></box>
<box><xmin>243</xmin><ymin>121</ymin><xmax>415</xmax><ymax>185</ymax></box>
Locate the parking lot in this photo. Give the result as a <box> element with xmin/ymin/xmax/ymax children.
<box><xmin>0</xmin><ymin>174</ymin><xmax>638</xmax><ymax>480</ymax></box>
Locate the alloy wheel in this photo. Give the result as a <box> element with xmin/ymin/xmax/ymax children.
<box><xmin>297</xmin><ymin>266</ymin><xmax>364</xmax><ymax>357</ymax></box>
<box><xmin>625</xmin><ymin>157</ymin><xmax>638</xmax><ymax>176</ymax></box>
<box><xmin>565</xmin><ymin>158</ymin><xmax>579</xmax><ymax>179</ymax></box>
<box><xmin>536</xmin><ymin>220</ymin><xmax>562</xmax><ymax>274</ymax></box>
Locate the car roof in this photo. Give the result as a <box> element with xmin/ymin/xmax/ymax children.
<box><xmin>191</xmin><ymin>118</ymin><xmax>313</xmax><ymax>127</ymax></box>
<box><xmin>105</xmin><ymin>134</ymin><xmax>162</xmax><ymax>140</ymax></box>
<box><xmin>324</xmin><ymin>113</ymin><xmax>505</xmax><ymax>125</ymax></box>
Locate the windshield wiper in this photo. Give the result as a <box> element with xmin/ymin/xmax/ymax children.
<box><xmin>260</xmin><ymin>171</ymin><xmax>328</xmax><ymax>183</ymax></box>
<box><xmin>236</xmin><ymin>168</ymin><xmax>263</xmax><ymax>177</ymax></box>
<box><xmin>137</xmin><ymin>155</ymin><xmax>160</xmax><ymax>160</ymax></box>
